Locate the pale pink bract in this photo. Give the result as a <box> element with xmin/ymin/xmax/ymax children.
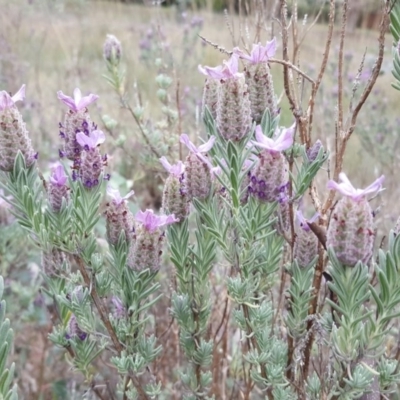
<box><xmin>198</xmin><ymin>54</ymin><xmax>242</xmax><ymax>80</ymax></box>
<box><xmin>327</xmin><ymin>173</ymin><xmax>384</xmax><ymax>202</ymax></box>
<box><xmin>0</xmin><ymin>85</ymin><xmax>26</xmax><ymax>111</ymax></box>
<box><xmin>251</xmin><ymin>124</ymin><xmax>294</xmax><ymax>153</ymax></box>
<box><xmin>76</xmin><ymin>130</ymin><xmax>105</xmax><ymax>149</ymax></box>
<box><xmin>180</xmin><ymin>134</ymin><xmax>215</xmax><ymax>168</ymax></box>
<box><xmin>50</xmin><ymin>164</ymin><xmax>68</xmax><ymax>187</ymax></box>
<box><xmin>106</xmin><ymin>185</ymin><xmax>134</xmax><ymax>205</ymax></box>
<box><xmin>57</xmin><ymin>88</ymin><xmax>99</xmax><ymax>112</ymax></box>
<box><xmin>233</xmin><ymin>38</ymin><xmax>277</xmax><ymax>64</ymax></box>
<box><xmin>135</xmin><ymin>209</ymin><xmax>179</xmax><ymax>233</ymax></box>
<box><xmin>159</xmin><ymin>157</ymin><xmax>185</xmax><ymax>176</ymax></box>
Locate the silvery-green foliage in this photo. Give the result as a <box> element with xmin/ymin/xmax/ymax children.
<box><xmin>0</xmin><ymin>276</ymin><xmax>18</xmax><ymax>400</ymax></box>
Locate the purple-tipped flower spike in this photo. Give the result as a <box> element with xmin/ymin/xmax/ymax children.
<box><xmin>252</xmin><ymin>124</ymin><xmax>294</xmax><ymax>152</ymax></box>
<box><xmin>234</xmin><ymin>39</ymin><xmax>278</xmax><ymax>123</ymax></box>
<box><xmin>128</xmin><ymin>209</ymin><xmax>178</xmax><ymax>272</ymax></box>
<box><xmin>58</xmin><ymin>88</ymin><xmax>99</xmax><ymax>160</ymax></box>
<box><xmin>327</xmin><ymin>174</ymin><xmax>384</xmax><ymax>267</ymax></box>
<box><xmin>249</xmin><ymin>125</ymin><xmax>293</xmax><ymax>203</ymax></box>
<box><xmin>327</xmin><ymin>173</ymin><xmax>384</xmax><ymax>203</ymax></box>
<box><xmin>294</xmin><ymin>210</ymin><xmax>319</xmax><ymax>267</ymax></box>
<box><xmin>307</xmin><ymin>140</ymin><xmax>323</xmax><ymax>163</ymax></box>
<box><xmin>104</xmin><ymin>185</ymin><xmax>135</xmax><ymax>246</ymax></box>
<box><xmin>77</xmin><ymin>130</ymin><xmax>106</xmax><ymax>189</ymax></box>
<box><xmin>233</xmin><ymin>38</ymin><xmax>277</xmax><ymax>64</ymax></box>
<box><xmin>0</xmin><ymin>85</ymin><xmax>26</xmax><ymax>111</ymax></box>
<box><xmin>48</xmin><ymin>164</ymin><xmax>69</xmax><ymax>212</ymax></box>
<box><xmin>180</xmin><ymin>134</ymin><xmax>215</xmax><ymax>200</ymax></box>
<box><xmin>160</xmin><ymin>157</ymin><xmax>189</xmax><ymax>221</ymax></box>
<box><xmin>198</xmin><ymin>54</ymin><xmax>241</xmax><ymax>80</ymax></box>
<box><xmin>57</xmin><ymin>88</ymin><xmax>99</xmax><ymax>112</ymax></box>
<box><xmin>103</xmin><ymin>34</ymin><xmax>122</xmax><ymax>65</ymax></box>
<box><xmin>0</xmin><ymin>85</ymin><xmax>36</xmax><ymax>171</ymax></box>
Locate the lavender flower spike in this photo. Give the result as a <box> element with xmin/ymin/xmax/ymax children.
<box><xmin>57</xmin><ymin>88</ymin><xmax>99</xmax><ymax>112</ymax></box>
<box><xmin>160</xmin><ymin>156</ymin><xmax>185</xmax><ymax>177</ymax></box>
<box><xmin>50</xmin><ymin>164</ymin><xmax>68</xmax><ymax>187</ymax></box>
<box><xmin>180</xmin><ymin>134</ymin><xmax>215</xmax><ymax>168</ymax></box>
<box><xmin>251</xmin><ymin>124</ymin><xmax>294</xmax><ymax>153</ymax></box>
<box><xmin>135</xmin><ymin>209</ymin><xmax>179</xmax><ymax>233</ymax></box>
<box><xmin>198</xmin><ymin>54</ymin><xmax>241</xmax><ymax>80</ymax></box>
<box><xmin>233</xmin><ymin>38</ymin><xmax>277</xmax><ymax>64</ymax></box>
<box><xmin>327</xmin><ymin>173</ymin><xmax>385</xmax><ymax>202</ymax></box>
<box><xmin>0</xmin><ymin>85</ymin><xmax>26</xmax><ymax>111</ymax></box>
<box><xmin>76</xmin><ymin>130</ymin><xmax>106</xmax><ymax>149</ymax></box>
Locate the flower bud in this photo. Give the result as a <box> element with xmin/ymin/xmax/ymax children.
<box><xmin>48</xmin><ymin>164</ymin><xmax>69</xmax><ymax>212</ymax></box>
<box><xmin>201</xmin><ymin>78</ymin><xmax>220</xmax><ymax>120</ymax></box>
<box><xmin>66</xmin><ymin>315</ymin><xmax>87</xmax><ymax>341</ymax></box>
<box><xmin>104</xmin><ymin>186</ymin><xmax>135</xmax><ymax>246</ymax></box>
<box><xmin>306</xmin><ymin>140</ymin><xmax>323</xmax><ymax>163</ymax></box>
<box><xmin>216</xmin><ymin>74</ymin><xmax>252</xmax><ymax>141</ymax></box>
<box><xmin>294</xmin><ymin>212</ymin><xmax>318</xmax><ymax>267</ymax></box>
<box><xmin>103</xmin><ymin>34</ymin><xmax>122</xmax><ymax>65</ymax></box>
<box><xmin>127</xmin><ymin>210</ymin><xmax>178</xmax><ymax>272</ymax></box>
<box><xmin>245</xmin><ymin>62</ymin><xmax>278</xmax><ymax>123</ymax></box>
<box><xmin>327</xmin><ymin>197</ymin><xmax>374</xmax><ymax>266</ymax></box>
<box><xmin>0</xmin><ymin>85</ymin><xmax>36</xmax><ymax>171</ymax></box>
<box><xmin>326</xmin><ymin>173</ymin><xmax>384</xmax><ymax>267</ymax></box>
<box><xmin>41</xmin><ymin>248</ymin><xmax>68</xmax><ymax>277</ymax></box>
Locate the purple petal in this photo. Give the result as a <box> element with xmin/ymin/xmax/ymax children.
<box><xmin>57</xmin><ymin>88</ymin><xmax>99</xmax><ymax>112</ymax></box>
<box><xmin>76</xmin><ymin>132</ymin><xmax>93</xmax><ymax>148</ymax></box>
<box><xmin>198</xmin><ymin>54</ymin><xmax>241</xmax><ymax>80</ymax></box>
<box><xmin>169</xmin><ymin>161</ymin><xmax>185</xmax><ymax>176</ymax></box>
<box><xmin>197</xmin><ymin>136</ymin><xmax>216</xmax><ymax>152</ymax></box>
<box><xmin>91</xmin><ymin>130</ymin><xmax>106</xmax><ymax>146</ymax></box>
<box><xmin>135</xmin><ymin>209</ymin><xmax>178</xmax><ymax>232</ymax></box>
<box><xmin>264</xmin><ymin>38</ymin><xmax>277</xmax><ymax>59</ymax></box>
<box><xmin>107</xmin><ymin>185</ymin><xmax>134</xmax><ymax>204</ymax></box>
<box><xmin>180</xmin><ymin>134</ymin><xmax>198</xmax><ymax>153</ymax></box>
<box><xmin>160</xmin><ymin>156</ymin><xmax>172</xmax><ymax>173</ymax></box>
<box><xmin>327</xmin><ymin>173</ymin><xmax>385</xmax><ymax>201</ymax></box>
<box><xmin>50</xmin><ymin>164</ymin><xmax>67</xmax><ymax>186</ymax></box>
<box><xmin>12</xmin><ymin>84</ymin><xmax>26</xmax><ymax>103</ymax></box>
<box><xmin>273</xmin><ymin>124</ymin><xmax>295</xmax><ymax>151</ymax></box>
<box><xmin>251</xmin><ymin>125</ymin><xmax>294</xmax><ymax>152</ymax></box>
<box><xmin>0</xmin><ymin>84</ymin><xmax>26</xmax><ymax>111</ymax></box>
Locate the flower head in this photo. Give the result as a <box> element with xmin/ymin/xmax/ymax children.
<box><xmin>76</xmin><ymin>130</ymin><xmax>105</xmax><ymax>149</ymax></box>
<box><xmin>159</xmin><ymin>156</ymin><xmax>185</xmax><ymax>177</ymax></box>
<box><xmin>0</xmin><ymin>85</ymin><xmax>26</xmax><ymax>111</ymax></box>
<box><xmin>57</xmin><ymin>88</ymin><xmax>99</xmax><ymax>112</ymax></box>
<box><xmin>251</xmin><ymin>124</ymin><xmax>294</xmax><ymax>153</ymax></box>
<box><xmin>327</xmin><ymin>173</ymin><xmax>384</xmax><ymax>202</ymax></box>
<box><xmin>198</xmin><ymin>54</ymin><xmax>241</xmax><ymax>80</ymax></box>
<box><xmin>50</xmin><ymin>164</ymin><xmax>67</xmax><ymax>187</ymax></box>
<box><xmin>180</xmin><ymin>134</ymin><xmax>215</xmax><ymax>168</ymax></box>
<box><xmin>106</xmin><ymin>185</ymin><xmax>134</xmax><ymax>205</ymax></box>
<box><xmin>135</xmin><ymin>209</ymin><xmax>178</xmax><ymax>233</ymax></box>
<box><xmin>233</xmin><ymin>38</ymin><xmax>277</xmax><ymax>64</ymax></box>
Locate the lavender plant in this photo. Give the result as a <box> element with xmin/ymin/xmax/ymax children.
<box><xmin>2</xmin><ymin>0</ymin><xmax>400</xmax><ymax>398</ymax></box>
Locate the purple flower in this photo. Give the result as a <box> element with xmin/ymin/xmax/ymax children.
<box><xmin>251</xmin><ymin>124</ymin><xmax>294</xmax><ymax>153</ymax></box>
<box><xmin>198</xmin><ymin>54</ymin><xmax>241</xmax><ymax>80</ymax></box>
<box><xmin>50</xmin><ymin>164</ymin><xmax>67</xmax><ymax>186</ymax></box>
<box><xmin>327</xmin><ymin>173</ymin><xmax>385</xmax><ymax>202</ymax></box>
<box><xmin>180</xmin><ymin>134</ymin><xmax>215</xmax><ymax>168</ymax></box>
<box><xmin>0</xmin><ymin>84</ymin><xmax>25</xmax><ymax>111</ymax></box>
<box><xmin>107</xmin><ymin>185</ymin><xmax>134</xmax><ymax>205</ymax></box>
<box><xmin>159</xmin><ymin>157</ymin><xmax>185</xmax><ymax>176</ymax></box>
<box><xmin>296</xmin><ymin>210</ymin><xmax>319</xmax><ymax>232</ymax></box>
<box><xmin>135</xmin><ymin>209</ymin><xmax>179</xmax><ymax>233</ymax></box>
<box><xmin>57</xmin><ymin>88</ymin><xmax>99</xmax><ymax>112</ymax></box>
<box><xmin>76</xmin><ymin>130</ymin><xmax>105</xmax><ymax>149</ymax></box>
<box><xmin>233</xmin><ymin>38</ymin><xmax>277</xmax><ymax>64</ymax></box>
<box><xmin>111</xmin><ymin>296</ymin><xmax>126</xmax><ymax>318</ymax></box>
